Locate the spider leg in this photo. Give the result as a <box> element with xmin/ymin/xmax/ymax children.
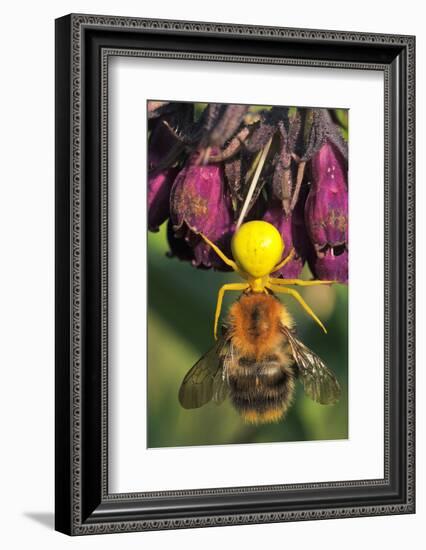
<box><xmin>269</xmin><ymin>277</ymin><xmax>335</xmax><ymax>286</ymax></box>
<box><xmin>199</xmin><ymin>233</ymin><xmax>242</xmax><ymax>274</ymax></box>
<box><xmin>272</xmin><ymin>248</ymin><xmax>295</xmax><ymax>272</ymax></box>
<box><xmin>266</xmin><ymin>283</ymin><xmax>327</xmax><ymax>334</ymax></box>
<box><xmin>214</xmin><ymin>283</ymin><xmax>249</xmax><ymax>340</ymax></box>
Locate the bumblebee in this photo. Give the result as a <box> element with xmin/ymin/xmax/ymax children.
<box><xmin>178</xmin><ymin>220</ymin><xmax>341</xmax><ymax>423</ymax></box>
<box><xmin>179</xmin><ymin>292</ymin><xmax>341</xmax><ymax>423</ymax></box>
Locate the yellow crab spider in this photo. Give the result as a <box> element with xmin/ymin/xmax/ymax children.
<box><xmin>200</xmin><ymin>220</ymin><xmax>336</xmax><ymax>340</ymax></box>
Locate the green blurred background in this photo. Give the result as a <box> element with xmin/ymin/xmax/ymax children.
<box><xmin>147</xmin><ymin>224</ymin><xmax>348</xmax><ymax>448</ymax></box>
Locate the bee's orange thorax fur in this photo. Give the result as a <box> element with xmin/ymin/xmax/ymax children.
<box><xmin>228</xmin><ymin>293</ymin><xmax>293</xmax><ymax>359</ymax></box>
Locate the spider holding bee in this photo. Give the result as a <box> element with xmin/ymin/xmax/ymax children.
<box><xmin>178</xmin><ymin>220</ymin><xmax>342</xmax><ymax>424</ymax></box>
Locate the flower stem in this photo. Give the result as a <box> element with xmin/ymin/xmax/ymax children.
<box><xmin>290</xmin><ymin>159</ymin><xmax>306</xmax><ymax>211</ymax></box>
<box><xmin>236</xmin><ymin>137</ymin><xmax>272</xmax><ymax>230</ymax></box>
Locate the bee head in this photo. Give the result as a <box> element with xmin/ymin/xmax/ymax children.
<box><xmin>231</xmin><ymin>220</ymin><xmax>284</xmax><ymax>278</ymax></box>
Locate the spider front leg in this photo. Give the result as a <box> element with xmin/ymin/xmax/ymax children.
<box><xmin>199</xmin><ymin>233</ymin><xmax>243</xmax><ymax>275</ymax></box>
<box><xmin>268</xmin><ymin>277</ymin><xmax>335</xmax><ymax>287</ymax></box>
<box><xmin>214</xmin><ymin>283</ymin><xmax>249</xmax><ymax>340</ymax></box>
<box><xmin>267</xmin><ymin>284</ymin><xmax>327</xmax><ymax>334</ymax></box>
<box><xmin>272</xmin><ymin>249</ymin><xmax>295</xmax><ymax>273</ymax></box>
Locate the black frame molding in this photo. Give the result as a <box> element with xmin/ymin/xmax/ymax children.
<box><xmin>55</xmin><ymin>14</ymin><xmax>415</xmax><ymax>535</ymax></box>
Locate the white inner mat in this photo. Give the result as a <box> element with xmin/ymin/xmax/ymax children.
<box><xmin>108</xmin><ymin>56</ymin><xmax>384</xmax><ymax>494</ymax></box>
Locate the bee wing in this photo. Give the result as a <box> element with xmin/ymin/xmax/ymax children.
<box><xmin>282</xmin><ymin>326</ymin><xmax>342</xmax><ymax>405</ymax></box>
<box><xmin>178</xmin><ymin>338</ymin><xmax>228</xmax><ymax>409</ymax></box>
<box><xmin>212</xmin><ymin>361</ymin><xmax>230</xmax><ymax>405</ymax></box>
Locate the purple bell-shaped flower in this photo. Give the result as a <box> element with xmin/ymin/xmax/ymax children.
<box><xmin>170</xmin><ymin>153</ymin><xmax>234</xmax><ymax>270</ymax></box>
<box><xmin>305</xmin><ymin>142</ymin><xmax>348</xmax><ymax>283</ymax></box>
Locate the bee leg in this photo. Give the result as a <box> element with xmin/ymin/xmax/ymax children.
<box><xmin>214</xmin><ymin>283</ymin><xmax>249</xmax><ymax>340</ymax></box>
<box><xmin>266</xmin><ymin>284</ymin><xmax>327</xmax><ymax>334</ymax></box>
<box><xmin>269</xmin><ymin>277</ymin><xmax>336</xmax><ymax>286</ymax></box>
<box><xmin>272</xmin><ymin>248</ymin><xmax>296</xmax><ymax>272</ymax></box>
<box><xmin>199</xmin><ymin>233</ymin><xmax>243</xmax><ymax>275</ymax></box>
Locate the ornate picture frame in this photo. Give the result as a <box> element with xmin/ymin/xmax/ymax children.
<box><xmin>55</xmin><ymin>14</ymin><xmax>415</xmax><ymax>535</ymax></box>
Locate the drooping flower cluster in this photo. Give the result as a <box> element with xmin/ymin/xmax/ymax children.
<box><xmin>148</xmin><ymin>102</ymin><xmax>348</xmax><ymax>282</ymax></box>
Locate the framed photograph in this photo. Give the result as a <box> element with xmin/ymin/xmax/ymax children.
<box><xmin>55</xmin><ymin>14</ymin><xmax>415</xmax><ymax>535</ymax></box>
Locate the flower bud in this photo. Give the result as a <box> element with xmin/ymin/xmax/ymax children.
<box><xmin>147</xmin><ymin>119</ymin><xmax>181</xmax><ymax>231</ymax></box>
<box><xmin>305</xmin><ymin>142</ymin><xmax>348</xmax><ymax>283</ymax></box>
<box><xmin>148</xmin><ymin>116</ymin><xmax>180</xmax><ymax>169</ymax></box>
<box><xmin>148</xmin><ymin>168</ymin><xmax>179</xmax><ymax>231</ymax></box>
